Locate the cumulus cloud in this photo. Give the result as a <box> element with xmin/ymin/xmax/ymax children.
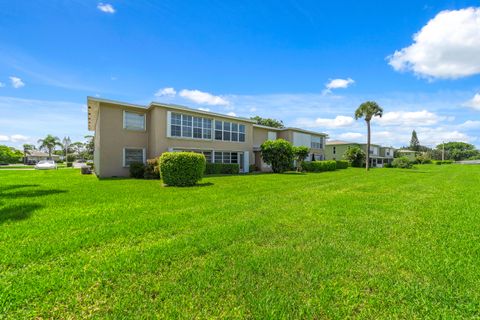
<box><xmin>464</xmin><ymin>93</ymin><xmax>480</xmax><ymax>111</ymax></box>
<box><xmin>155</xmin><ymin>87</ymin><xmax>176</xmax><ymax>98</ymax></box>
<box><xmin>296</xmin><ymin>115</ymin><xmax>355</xmax><ymax>129</ymax></box>
<box><xmin>377</xmin><ymin>110</ymin><xmax>445</xmax><ymax>126</ymax></box>
<box><xmin>388</xmin><ymin>7</ymin><xmax>480</xmax><ymax>79</ymax></box>
<box><xmin>198</xmin><ymin>107</ymin><xmax>210</xmax><ymax>111</ymax></box>
<box><xmin>0</xmin><ymin>82</ymin><xmax>5</xmax><ymax>88</ymax></box>
<box><xmin>226</xmin><ymin>112</ymin><xmax>237</xmax><ymax>116</ymax></box>
<box><xmin>9</xmin><ymin>76</ymin><xmax>25</xmax><ymax>88</ymax></box>
<box><xmin>179</xmin><ymin>89</ymin><xmax>229</xmax><ymax>106</ymax></box>
<box><xmin>338</xmin><ymin>132</ymin><xmax>363</xmax><ymax>140</ymax></box>
<box><xmin>97</xmin><ymin>3</ymin><xmax>115</xmax><ymax>13</ymax></box>
<box><xmin>323</xmin><ymin>78</ymin><xmax>354</xmax><ymax>94</ymax></box>
<box><xmin>459</xmin><ymin>120</ymin><xmax>480</xmax><ymax>129</ymax></box>
<box><xmin>0</xmin><ymin>134</ymin><xmax>29</xmax><ymax>142</ymax></box>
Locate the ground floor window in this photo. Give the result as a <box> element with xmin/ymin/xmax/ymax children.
<box><xmin>124</xmin><ymin>148</ymin><xmax>145</xmax><ymax>166</ymax></box>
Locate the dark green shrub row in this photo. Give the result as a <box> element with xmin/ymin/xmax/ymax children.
<box><xmin>160</xmin><ymin>152</ymin><xmax>206</xmax><ymax>186</ymax></box>
<box><xmin>392</xmin><ymin>157</ymin><xmax>413</xmax><ymax>169</ymax></box>
<box><xmin>66</xmin><ymin>162</ymin><xmax>73</xmax><ymax>167</ymax></box>
<box><xmin>301</xmin><ymin>160</ymin><xmax>337</xmax><ymax>172</ymax></box>
<box><xmin>434</xmin><ymin>160</ymin><xmax>453</xmax><ymax>165</ymax></box>
<box><xmin>205</xmin><ymin>163</ymin><xmax>239</xmax><ymax>175</ymax></box>
<box><xmin>336</xmin><ymin>160</ymin><xmax>349</xmax><ymax>169</ymax></box>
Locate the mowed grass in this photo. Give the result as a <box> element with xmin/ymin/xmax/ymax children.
<box><xmin>1</xmin><ymin>165</ymin><xmax>480</xmax><ymax>319</ymax></box>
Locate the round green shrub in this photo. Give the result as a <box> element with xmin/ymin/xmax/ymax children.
<box><xmin>392</xmin><ymin>156</ymin><xmax>413</xmax><ymax>169</ymax></box>
<box><xmin>260</xmin><ymin>139</ymin><xmax>294</xmax><ymax>173</ymax></box>
<box><xmin>335</xmin><ymin>160</ymin><xmax>349</xmax><ymax>169</ymax></box>
<box><xmin>129</xmin><ymin>162</ymin><xmax>145</xmax><ymax>178</ymax></box>
<box><xmin>160</xmin><ymin>152</ymin><xmax>206</xmax><ymax>186</ymax></box>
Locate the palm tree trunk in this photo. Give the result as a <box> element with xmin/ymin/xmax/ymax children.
<box><xmin>366</xmin><ymin>120</ymin><xmax>371</xmax><ymax>171</ymax></box>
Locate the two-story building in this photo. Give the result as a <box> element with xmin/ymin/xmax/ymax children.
<box><xmin>87</xmin><ymin>97</ymin><xmax>327</xmax><ymax>177</ymax></box>
<box><xmin>324</xmin><ymin>140</ymin><xmax>395</xmax><ymax>167</ymax></box>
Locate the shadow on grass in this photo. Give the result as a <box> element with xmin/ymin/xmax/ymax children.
<box><xmin>0</xmin><ymin>204</ymin><xmax>44</xmax><ymax>224</ymax></box>
<box><xmin>1</xmin><ymin>189</ymin><xmax>67</xmax><ymax>199</ymax></box>
<box><xmin>0</xmin><ymin>184</ymin><xmax>40</xmax><ymax>193</ymax></box>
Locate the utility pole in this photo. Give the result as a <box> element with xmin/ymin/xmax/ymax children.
<box><xmin>442</xmin><ymin>141</ymin><xmax>445</xmax><ymax>161</ymax></box>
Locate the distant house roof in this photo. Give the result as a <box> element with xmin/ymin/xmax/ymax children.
<box><xmin>27</xmin><ymin>150</ymin><xmax>60</xmax><ymax>158</ymax></box>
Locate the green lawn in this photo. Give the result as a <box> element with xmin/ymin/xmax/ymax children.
<box><xmin>1</xmin><ymin>165</ymin><xmax>480</xmax><ymax>318</ymax></box>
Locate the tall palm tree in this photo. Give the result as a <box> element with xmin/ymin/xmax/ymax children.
<box><xmin>354</xmin><ymin>101</ymin><xmax>383</xmax><ymax>171</ymax></box>
<box><xmin>22</xmin><ymin>144</ymin><xmax>35</xmax><ymax>164</ymax></box>
<box><xmin>37</xmin><ymin>135</ymin><xmax>62</xmax><ymax>159</ymax></box>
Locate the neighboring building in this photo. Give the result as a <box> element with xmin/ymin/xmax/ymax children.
<box><xmin>396</xmin><ymin>149</ymin><xmax>416</xmax><ymax>161</ymax></box>
<box><xmin>24</xmin><ymin>150</ymin><xmax>60</xmax><ymax>163</ymax></box>
<box><xmin>87</xmin><ymin>97</ymin><xmax>328</xmax><ymax>177</ymax></box>
<box><xmin>325</xmin><ymin>140</ymin><xmax>395</xmax><ymax>167</ymax></box>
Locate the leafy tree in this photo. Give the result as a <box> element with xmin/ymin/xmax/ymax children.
<box><xmin>293</xmin><ymin>146</ymin><xmax>310</xmax><ymax>172</ymax></box>
<box><xmin>436</xmin><ymin>142</ymin><xmax>479</xmax><ymax>161</ymax></box>
<box><xmin>343</xmin><ymin>145</ymin><xmax>365</xmax><ymax>167</ymax></box>
<box><xmin>37</xmin><ymin>134</ymin><xmax>62</xmax><ymax>159</ymax></box>
<box><xmin>410</xmin><ymin>130</ymin><xmax>420</xmax><ymax>151</ymax></box>
<box><xmin>250</xmin><ymin>116</ymin><xmax>285</xmax><ymax>128</ymax></box>
<box><xmin>82</xmin><ymin>135</ymin><xmax>94</xmax><ymax>160</ymax></box>
<box><xmin>260</xmin><ymin>139</ymin><xmax>294</xmax><ymax>173</ymax></box>
<box><xmin>22</xmin><ymin>144</ymin><xmax>35</xmax><ymax>164</ymax></box>
<box><xmin>354</xmin><ymin>101</ymin><xmax>383</xmax><ymax>171</ymax></box>
<box><xmin>0</xmin><ymin>145</ymin><xmax>23</xmax><ymax>164</ymax></box>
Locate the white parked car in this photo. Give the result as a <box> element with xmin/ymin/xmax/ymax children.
<box><xmin>35</xmin><ymin>160</ymin><xmax>57</xmax><ymax>170</ymax></box>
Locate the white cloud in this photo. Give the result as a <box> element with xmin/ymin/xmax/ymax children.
<box><xmin>296</xmin><ymin>115</ymin><xmax>355</xmax><ymax>129</ymax></box>
<box><xmin>0</xmin><ymin>82</ymin><xmax>5</xmax><ymax>88</ymax></box>
<box><xmin>227</xmin><ymin>112</ymin><xmax>237</xmax><ymax>116</ymax></box>
<box><xmin>338</xmin><ymin>132</ymin><xmax>363</xmax><ymax>140</ymax></box>
<box><xmin>0</xmin><ymin>134</ymin><xmax>29</xmax><ymax>142</ymax></box>
<box><xmin>325</xmin><ymin>78</ymin><xmax>355</xmax><ymax>90</ymax></box>
<box><xmin>9</xmin><ymin>76</ymin><xmax>25</xmax><ymax>88</ymax></box>
<box><xmin>155</xmin><ymin>87</ymin><xmax>176</xmax><ymax>98</ymax></box>
<box><xmin>459</xmin><ymin>120</ymin><xmax>480</xmax><ymax>129</ymax></box>
<box><xmin>388</xmin><ymin>7</ymin><xmax>480</xmax><ymax>79</ymax></box>
<box><xmin>377</xmin><ymin>110</ymin><xmax>444</xmax><ymax>126</ymax></box>
<box><xmin>464</xmin><ymin>93</ymin><xmax>480</xmax><ymax>111</ymax></box>
<box><xmin>97</xmin><ymin>3</ymin><xmax>115</xmax><ymax>14</ymax></box>
<box><xmin>179</xmin><ymin>89</ymin><xmax>229</xmax><ymax>106</ymax></box>
<box><xmin>198</xmin><ymin>107</ymin><xmax>210</xmax><ymax>111</ymax></box>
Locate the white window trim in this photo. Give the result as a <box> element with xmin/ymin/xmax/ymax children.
<box><xmin>123</xmin><ymin>147</ymin><xmax>146</xmax><ymax>167</ymax></box>
<box><xmin>123</xmin><ymin>110</ymin><xmax>146</xmax><ymax>132</ymax></box>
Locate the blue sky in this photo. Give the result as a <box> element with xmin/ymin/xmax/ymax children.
<box><xmin>0</xmin><ymin>0</ymin><xmax>479</xmax><ymax>148</ymax></box>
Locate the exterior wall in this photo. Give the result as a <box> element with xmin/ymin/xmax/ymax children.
<box><xmin>324</xmin><ymin>144</ymin><xmax>354</xmax><ymax>160</ymax></box>
<box><xmin>97</xmin><ymin>102</ymin><xmax>148</xmax><ymax>177</ymax></box>
<box><xmin>93</xmin><ymin>110</ymin><xmax>101</xmax><ymax>175</ymax></box>
<box><xmin>253</xmin><ymin>126</ymin><xmax>269</xmax><ymax>149</ymax></box>
<box><xmin>148</xmin><ymin>106</ymin><xmax>255</xmax><ymax>165</ymax></box>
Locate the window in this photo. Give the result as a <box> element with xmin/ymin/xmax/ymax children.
<box><xmin>214</xmin><ymin>152</ymin><xmax>239</xmax><ymax>164</ymax></box>
<box><xmin>124</xmin><ymin>111</ymin><xmax>145</xmax><ymax>131</ymax></box>
<box><xmin>124</xmin><ymin>148</ymin><xmax>144</xmax><ymax>166</ymax></box>
<box><xmin>333</xmin><ymin>146</ymin><xmax>336</xmax><ymax>154</ymax></box>
<box><xmin>214</xmin><ymin>120</ymin><xmax>246</xmax><ymax>142</ymax></box>
<box><xmin>311</xmin><ymin>136</ymin><xmax>322</xmax><ymax>149</ymax></box>
<box><xmin>170</xmin><ymin>112</ymin><xmax>212</xmax><ymax>140</ymax></box>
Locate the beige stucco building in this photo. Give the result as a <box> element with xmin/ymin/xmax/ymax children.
<box><xmin>324</xmin><ymin>140</ymin><xmax>395</xmax><ymax>167</ymax></box>
<box><xmin>88</xmin><ymin>97</ymin><xmax>327</xmax><ymax>177</ymax></box>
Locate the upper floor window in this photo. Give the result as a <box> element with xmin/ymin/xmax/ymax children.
<box><xmin>311</xmin><ymin>136</ymin><xmax>323</xmax><ymax>149</ymax></box>
<box><xmin>170</xmin><ymin>112</ymin><xmax>212</xmax><ymax>140</ymax></box>
<box><xmin>124</xmin><ymin>111</ymin><xmax>145</xmax><ymax>131</ymax></box>
<box><xmin>214</xmin><ymin>120</ymin><xmax>245</xmax><ymax>142</ymax></box>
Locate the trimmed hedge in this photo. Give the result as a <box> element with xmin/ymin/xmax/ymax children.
<box><xmin>433</xmin><ymin>160</ymin><xmax>454</xmax><ymax>165</ymax></box>
<box><xmin>336</xmin><ymin>160</ymin><xmax>349</xmax><ymax>169</ymax></box>
<box><xmin>159</xmin><ymin>152</ymin><xmax>206</xmax><ymax>186</ymax></box>
<box><xmin>205</xmin><ymin>163</ymin><xmax>239</xmax><ymax>175</ymax></box>
<box><xmin>392</xmin><ymin>157</ymin><xmax>413</xmax><ymax>169</ymax></box>
<box><xmin>301</xmin><ymin>160</ymin><xmax>337</xmax><ymax>172</ymax></box>
<box><xmin>129</xmin><ymin>162</ymin><xmax>145</xmax><ymax>178</ymax></box>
